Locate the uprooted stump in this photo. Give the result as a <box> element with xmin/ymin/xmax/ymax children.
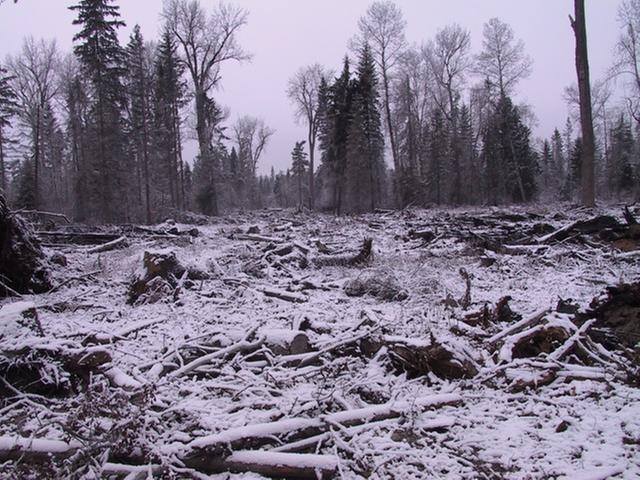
<box><xmin>581</xmin><ymin>282</ymin><xmax>640</xmax><ymax>351</ymax></box>
<box><xmin>462</xmin><ymin>296</ymin><xmax>521</xmax><ymax>327</ymax></box>
<box><xmin>0</xmin><ymin>194</ymin><xmax>52</xmax><ymax>296</ymax></box>
<box><xmin>386</xmin><ymin>336</ymin><xmax>478</xmax><ymax>379</ymax></box>
<box><xmin>345</xmin><ymin>272</ymin><xmax>408</xmax><ymax>301</ymax></box>
<box><xmin>128</xmin><ymin>249</ymin><xmax>210</xmax><ymax>305</ymax></box>
<box><xmin>312</xmin><ymin>238</ymin><xmax>373</xmax><ymax>268</ymax></box>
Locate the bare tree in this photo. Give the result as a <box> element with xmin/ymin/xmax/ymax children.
<box><xmin>476</xmin><ymin>17</ymin><xmax>532</xmax><ymax>97</ymax></box>
<box><xmin>163</xmin><ymin>0</ymin><xmax>249</xmax><ymax>215</ymax></box>
<box><xmin>232</xmin><ymin>116</ymin><xmax>274</xmax><ymax>176</ymax></box>
<box><xmin>613</xmin><ymin>0</ymin><xmax>640</xmax><ymax>125</ymax></box>
<box><xmin>426</xmin><ymin>24</ymin><xmax>472</xmax><ymax>121</ymax></box>
<box><xmin>570</xmin><ymin>0</ymin><xmax>596</xmax><ymax>207</ymax></box>
<box><xmin>7</xmin><ymin>37</ymin><xmax>59</xmax><ymax>209</ymax></box>
<box><xmin>352</xmin><ymin>1</ymin><xmax>407</xmax><ymax>187</ymax></box>
<box><xmin>286</xmin><ymin>64</ymin><xmax>331</xmax><ymax>210</ymax></box>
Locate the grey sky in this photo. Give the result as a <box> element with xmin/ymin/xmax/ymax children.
<box><xmin>0</xmin><ymin>0</ymin><xmax>622</xmax><ymax>175</ymax></box>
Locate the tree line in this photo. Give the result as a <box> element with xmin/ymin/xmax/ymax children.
<box><xmin>283</xmin><ymin>1</ymin><xmax>640</xmax><ymax>213</ymax></box>
<box><xmin>0</xmin><ymin>0</ymin><xmax>639</xmax><ymax>223</ymax></box>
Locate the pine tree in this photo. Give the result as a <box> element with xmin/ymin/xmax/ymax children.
<box><xmin>70</xmin><ymin>0</ymin><xmax>126</xmax><ymax>223</ymax></box>
<box><xmin>0</xmin><ymin>64</ymin><xmax>17</xmax><ymax>193</ymax></box>
<box><xmin>290</xmin><ymin>141</ymin><xmax>308</xmax><ymax>208</ymax></box>
<box><xmin>345</xmin><ymin>44</ymin><xmax>385</xmax><ymax>212</ymax></box>
<box><xmin>567</xmin><ymin>137</ymin><xmax>583</xmax><ymax>199</ymax></box>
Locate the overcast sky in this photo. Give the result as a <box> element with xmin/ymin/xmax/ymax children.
<box><xmin>0</xmin><ymin>0</ymin><xmax>622</xmax><ymax>175</ymax></box>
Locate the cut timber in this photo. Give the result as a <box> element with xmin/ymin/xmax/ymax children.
<box><xmin>191</xmin><ymin>450</ymin><xmax>338</xmax><ymax>479</ymax></box>
<box><xmin>487</xmin><ymin>309</ymin><xmax>550</xmax><ymax>346</ymax></box>
<box><xmin>234</xmin><ymin>233</ymin><xmax>284</xmax><ymax>243</ymax></box>
<box><xmin>312</xmin><ymin>238</ymin><xmax>373</xmax><ymax>268</ymax></box>
<box><xmin>85</xmin><ymin>235</ymin><xmax>128</xmax><ymax>254</ymax></box>
<box><xmin>537</xmin><ymin>215</ymin><xmax>619</xmax><ymax>243</ymax></box>
<box><xmin>0</xmin><ymin>436</ymin><xmax>81</xmax><ymax>463</ymax></box>
<box><xmin>0</xmin><ymin>194</ymin><xmax>52</xmax><ymax>296</ymax></box>
<box><xmin>36</xmin><ymin>231</ymin><xmax>123</xmax><ymax>246</ymax></box>
<box><xmin>262</xmin><ymin>288</ymin><xmax>308</xmax><ymax>303</ymax></box>
<box><xmin>184</xmin><ymin>393</ymin><xmax>461</xmax><ymax>465</ymax></box>
<box><xmin>263</xmin><ymin>329</ymin><xmax>311</xmax><ymax>355</ymax></box>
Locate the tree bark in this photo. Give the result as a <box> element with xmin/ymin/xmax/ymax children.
<box><xmin>571</xmin><ymin>0</ymin><xmax>596</xmax><ymax>207</ymax></box>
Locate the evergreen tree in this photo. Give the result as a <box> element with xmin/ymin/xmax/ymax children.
<box><xmin>345</xmin><ymin>44</ymin><xmax>385</xmax><ymax>212</ymax></box>
<box><xmin>608</xmin><ymin>114</ymin><xmax>635</xmax><ymax>197</ymax></box>
<box><xmin>318</xmin><ymin>57</ymin><xmax>354</xmax><ymax>214</ymax></box>
<box><xmin>154</xmin><ymin>27</ymin><xmax>186</xmax><ymax>212</ymax></box>
<box><xmin>428</xmin><ymin>108</ymin><xmax>449</xmax><ymax>205</ymax></box>
<box><xmin>124</xmin><ymin>24</ymin><xmax>153</xmax><ymax>223</ymax></box>
<box><xmin>481</xmin><ymin>95</ymin><xmax>537</xmax><ymax>203</ymax></box>
<box><xmin>566</xmin><ymin>137</ymin><xmax>583</xmax><ymax>200</ymax></box>
<box><xmin>550</xmin><ymin>128</ymin><xmax>565</xmax><ymax>199</ymax></box>
<box><xmin>0</xmin><ymin>64</ymin><xmax>17</xmax><ymax>193</ymax></box>
<box><xmin>290</xmin><ymin>141</ymin><xmax>308</xmax><ymax>208</ymax></box>
<box><xmin>70</xmin><ymin>0</ymin><xmax>127</xmax><ymax>222</ymax></box>
<box><xmin>457</xmin><ymin>103</ymin><xmax>477</xmax><ymax>204</ymax></box>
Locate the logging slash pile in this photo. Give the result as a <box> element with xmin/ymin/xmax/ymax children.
<box><xmin>0</xmin><ymin>202</ymin><xmax>639</xmax><ymax>479</ymax></box>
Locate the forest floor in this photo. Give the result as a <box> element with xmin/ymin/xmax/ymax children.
<box><xmin>1</xmin><ymin>203</ymin><xmax>640</xmax><ymax>479</ymax></box>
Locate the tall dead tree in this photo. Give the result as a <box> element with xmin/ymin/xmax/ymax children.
<box><xmin>570</xmin><ymin>0</ymin><xmax>596</xmax><ymax>207</ymax></box>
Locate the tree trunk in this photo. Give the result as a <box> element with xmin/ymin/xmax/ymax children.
<box><xmin>571</xmin><ymin>0</ymin><xmax>596</xmax><ymax>207</ymax></box>
<box><xmin>195</xmin><ymin>88</ymin><xmax>218</xmax><ymax>215</ymax></box>
<box><xmin>307</xmin><ymin>132</ymin><xmax>315</xmax><ymax>210</ymax></box>
<box><xmin>0</xmin><ymin>127</ymin><xmax>5</xmax><ymax>193</ymax></box>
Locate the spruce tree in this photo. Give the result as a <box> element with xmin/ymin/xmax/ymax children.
<box><xmin>70</xmin><ymin>0</ymin><xmax>126</xmax><ymax>222</ymax></box>
<box><xmin>345</xmin><ymin>44</ymin><xmax>385</xmax><ymax>212</ymax></box>
<box><xmin>0</xmin><ymin>64</ymin><xmax>17</xmax><ymax>193</ymax></box>
<box><xmin>290</xmin><ymin>141</ymin><xmax>308</xmax><ymax>208</ymax></box>
<box><xmin>154</xmin><ymin>27</ymin><xmax>186</xmax><ymax>212</ymax></box>
<box><xmin>318</xmin><ymin>57</ymin><xmax>353</xmax><ymax>214</ymax></box>
<box><xmin>608</xmin><ymin>115</ymin><xmax>635</xmax><ymax>197</ymax></box>
<box><xmin>125</xmin><ymin>24</ymin><xmax>153</xmax><ymax>223</ymax></box>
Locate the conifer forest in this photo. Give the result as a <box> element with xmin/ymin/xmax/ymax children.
<box><xmin>0</xmin><ymin>1</ymin><xmax>639</xmax><ymax>479</ymax></box>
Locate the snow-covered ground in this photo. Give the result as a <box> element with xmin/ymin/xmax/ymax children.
<box><xmin>1</xmin><ymin>204</ymin><xmax>639</xmax><ymax>479</ymax></box>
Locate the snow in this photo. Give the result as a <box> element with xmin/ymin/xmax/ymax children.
<box><xmin>1</xmin><ymin>205</ymin><xmax>639</xmax><ymax>478</ymax></box>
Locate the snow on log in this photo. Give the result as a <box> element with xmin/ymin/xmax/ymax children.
<box><xmin>262</xmin><ymin>288</ymin><xmax>308</xmax><ymax>303</ymax></box>
<box><xmin>262</xmin><ymin>329</ymin><xmax>311</xmax><ymax>355</ymax></box>
<box><xmin>0</xmin><ymin>436</ymin><xmax>81</xmax><ymax>462</ymax></box>
<box><xmin>487</xmin><ymin>309</ymin><xmax>550</xmax><ymax>346</ymax></box>
<box><xmin>85</xmin><ymin>235</ymin><xmax>128</xmax><ymax>254</ymax></box>
<box><xmin>188</xmin><ymin>450</ymin><xmax>338</xmax><ymax>478</ymax></box>
<box><xmin>185</xmin><ymin>393</ymin><xmax>461</xmax><ymax>459</ymax></box>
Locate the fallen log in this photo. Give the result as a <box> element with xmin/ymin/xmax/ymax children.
<box><xmin>262</xmin><ymin>288</ymin><xmax>308</xmax><ymax>304</ymax></box>
<box><xmin>85</xmin><ymin>235</ymin><xmax>128</xmax><ymax>254</ymax></box>
<box><xmin>537</xmin><ymin>215</ymin><xmax>620</xmax><ymax>244</ymax></box>
<box><xmin>0</xmin><ymin>435</ymin><xmax>81</xmax><ymax>463</ymax></box>
<box><xmin>184</xmin><ymin>393</ymin><xmax>461</xmax><ymax>461</ymax></box>
<box><xmin>189</xmin><ymin>450</ymin><xmax>338</xmax><ymax>479</ymax></box>
<box><xmin>487</xmin><ymin>309</ymin><xmax>550</xmax><ymax>347</ymax></box>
